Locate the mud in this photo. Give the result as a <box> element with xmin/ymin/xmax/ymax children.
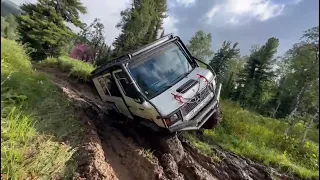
<box><xmin>35</xmin><ymin>65</ymin><xmax>302</xmax><ymax>180</ymax></box>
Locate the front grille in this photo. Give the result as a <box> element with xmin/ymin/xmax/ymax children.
<box><xmin>180</xmin><ymin>86</ymin><xmax>211</xmax><ymax>118</ymax></box>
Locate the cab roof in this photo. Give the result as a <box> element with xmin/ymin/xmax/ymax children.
<box><xmin>91</xmin><ymin>34</ymin><xmax>177</xmax><ymax>78</ymax></box>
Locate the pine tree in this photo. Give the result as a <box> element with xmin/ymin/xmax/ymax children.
<box><xmin>39</xmin><ymin>0</ymin><xmax>87</xmax><ymax>28</ymax></box>
<box><xmin>236</xmin><ymin>37</ymin><xmax>279</xmax><ymax>108</ymax></box>
<box><xmin>95</xmin><ymin>45</ymin><xmax>112</xmax><ymax>66</ymax></box>
<box><xmin>209</xmin><ymin>41</ymin><xmax>239</xmax><ymax>82</ymax></box>
<box><xmin>113</xmin><ymin>0</ymin><xmax>167</xmax><ymax>57</ymax></box>
<box><xmin>16</xmin><ymin>1</ymin><xmax>86</xmax><ymax>60</ymax></box>
<box><xmin>145</xmin><ymin>0</ymin><xmax>167</xmax><ymax>42</ymax></box>
<box><xmin>187</xmin><ymin>30</ymin><xmax>214</xmax><ymax>62</ymax></box>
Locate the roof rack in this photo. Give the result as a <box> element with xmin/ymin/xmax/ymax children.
<box><xmin>91</xmin><ymin>33</ymin><xmax>174</xmax><ymax>76</ymax></box>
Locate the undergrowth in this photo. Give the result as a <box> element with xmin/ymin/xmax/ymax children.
<box><xmin>1</xmin><ymin>38</ymin><xmax>83</xmax><ymax>179</ymax></box>
<box><xmin>187</xmin><ymin>100</ymin><xmax>319</xmax><ymax>180</ymax></box>
<box><xmin>41</xmin><ymin>56</ymin><xmax>95</xmax><ymax>82</ymax></box>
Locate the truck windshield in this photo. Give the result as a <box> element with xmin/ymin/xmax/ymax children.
<box><xmin>128</xmin><ymin>43</ymin><xmax>193</xmax><ymax>99</ymax></box>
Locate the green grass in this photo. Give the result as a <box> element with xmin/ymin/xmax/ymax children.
<box><xmin>41</xmin><ymin>56</ymin><xmax>95</xmax><ymax>82</ymax></box>
<box><xmin>184</xmin><ymin>133</ymin><xmax>221</xmax><ymax>162</ymax></box>
<box><xmin>186</xmin><ymin>100</ymin><xmax>319</xmax><ymax>180</ymax></box>
<box><xmin>1</xmin><ymin>38</ymin><xmax>83</xmax><ymax>179</ymax></box>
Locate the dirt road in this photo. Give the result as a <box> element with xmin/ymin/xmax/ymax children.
<box><xmin>35</xmin><ymin>65</ymin><xmax>301</xmax><ymax>180</ymax></box>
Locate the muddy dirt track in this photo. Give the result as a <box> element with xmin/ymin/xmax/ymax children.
<box><xmin>35</xmin><ymin>65</ymin><xmax>301</xmax><ymax>180</ymax></box>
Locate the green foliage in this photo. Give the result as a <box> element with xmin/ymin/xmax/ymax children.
<box><xmin>265</xmin><ymin>26</ymin><xmax>319</xmax><ymax>123</ymax></box>
<box><xmin>209</xmin><ymin>41</ymin><xmax>240</xmax><ymax>82</ymax></box>
<box><xmin>1</xmin><ymin>38</ymin><xmax>31</xmax><ymax>75</ymax></box>
<box><xmin>235</xmin><ymin>37</ymin><xmax>279</xmax><ymax>109</ymax></box>
<box><xmin>1</xmin><ymin>38</ymin><xmax>82</xmax><ymax>179</ymax></box>
<box><xmin>187</xmin><ymin>30</ymin><xmax>214</xmax><ymax>62</ymax></box>
<box><xmin>184</xmin><ymin>133</ymin><xmax>221</xmax><ymax>162</ymax></box>
<box><xmin>16</xmin><ymin>0</ymin><xmax>86</xmax><ymax>61</ymax></box>
<box><xmin>76</xmin><ymin>18</ymin><xmax>112</xmax><ymax>64</ymax></box>
<box><xmin>113</xmin><ymin>0</ymin><xmax>167</xmax><ymax>56</ymax></box>
<box><xmin>190</xmin><ymin>100</ymin><xmax>319</xmax><ymax>179</ymax></box>
<box><xmin>221</xmin><ymin>56</ymin><xmax>246</xmax><ymax>98</ymax></box>
<box><xmin>16</xmin><ymin>3</ymin><xmax>75</xmax><ymax>60</ymax></box>
<box><xmin>95</xmin><ymin>45</ymin><xmax>112</xmax><ymax>66</ymax></box>
<box><xmin>40</xmin><ymin>0</ymin><xmax>87</xmax><ymax>28</ymax></box>
<box><xmin>41</xmin><ymin>56</ymin><xmax>95</xmax><ymax>82</ymax></box>
<box><xmin>1</xmin><ymin>14</ymin><xmax>18</xmax><ymax>40</ymax></box>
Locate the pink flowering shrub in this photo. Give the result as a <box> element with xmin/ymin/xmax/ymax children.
<box><xmin>69</xmin><ymin>44</ymin><xmax>94</xmax><ymax>63</ymax></box>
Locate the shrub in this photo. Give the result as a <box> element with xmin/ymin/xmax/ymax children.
<box><xmin>69</xmin><ymin>44</ymin><xmax>94</xmax><ymax>63</ymax></box>
<box><xmin>42</xmin><ymin>55</ymin><xmax>95</xmax><ymax>82</ymax></box>
<box><xmin>1</xmin><ymin>38</ymin><xmax>31</xmax><ymax>75</ymax></box>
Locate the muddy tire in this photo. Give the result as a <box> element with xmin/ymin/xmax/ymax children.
<box><xmin>201</xmin><ymin>107</ymin><xmax>222</xmax><ymax>129</ymax></box>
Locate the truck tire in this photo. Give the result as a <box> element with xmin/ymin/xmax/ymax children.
<box><xmin>201</xmin><ymin>107</ymin><xmax>222</xmax><ymax>129</ymax></box>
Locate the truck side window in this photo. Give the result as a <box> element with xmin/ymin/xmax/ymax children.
<box><xmin>104</xmin><ymin>74</ymin><xmax>122</xmax><ymax>97</ymax></box>
<box><xmin>115</xmin><ymin>72</ymin><xmax>135</xmax><ymax>98</ymax></box>
<box><xmin>98</xmin><ymin>76</ymin><xmax>111</xmax><ymax>95</ymax></box>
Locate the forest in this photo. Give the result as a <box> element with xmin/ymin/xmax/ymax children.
<box><xmin>1</xmin><ymin>0</ymin><xmax>319</xmax><ymax>179</ymax></box>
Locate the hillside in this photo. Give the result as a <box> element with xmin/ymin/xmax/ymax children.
<box><xmin>1</xmin><ymin>0</ymin><xmax>318</xmax><ymax>179</ymax></box>
<box><xmin>2</xmin><ymin>38</ymin><xmax>318</xmax><ymax>180</ymax></box>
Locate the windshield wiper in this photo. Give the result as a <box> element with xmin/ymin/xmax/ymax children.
<box><xmin>176</xmin><ymin>69</ymin><xmax>193</xmax><ymax>81</ymax></box>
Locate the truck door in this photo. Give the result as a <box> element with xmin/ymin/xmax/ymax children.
<box><xmin>93</xmin><ymin>73</ymin><xmax>133</xmax><ymax>119</ymax></box>
<box><xmin>112</xmin><ymin>70</ymin><xmax>153</xmax><ymax>120</ymax></box>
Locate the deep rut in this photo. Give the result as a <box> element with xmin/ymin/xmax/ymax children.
<box><xmin>35</xmin><ymin>65</ymin><xmax>301</xmax><ymax>180</ymax></box>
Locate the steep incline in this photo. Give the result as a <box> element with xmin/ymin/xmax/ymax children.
<box><xmin>35</xmin><ymin>65</ymin><xmax>301</xmax><ymax>180</ymax></box>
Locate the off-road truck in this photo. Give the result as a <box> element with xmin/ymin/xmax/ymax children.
<box><xmin>91</xmin><ymin>34</ymin><xmax>222</xmax><ymax>133</ymax></box>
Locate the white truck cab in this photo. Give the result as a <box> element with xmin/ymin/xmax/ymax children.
<box><xmin>91</xmin><ymin>34</ymin><xmax>222</xmax><ymax>134</ymax></box>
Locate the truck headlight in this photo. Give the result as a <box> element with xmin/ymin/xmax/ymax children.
<box><xmin>164</xmin><ymin>112</ymin><xmax>182</xmax><ymax>126</ymax></box>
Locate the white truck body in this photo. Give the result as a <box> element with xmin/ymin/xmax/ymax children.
<box><xmin>91</xmin><ymin>34</ymin><xmax>222</xmax><ymax>133</ymax></box>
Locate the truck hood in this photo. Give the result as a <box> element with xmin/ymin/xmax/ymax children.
<box><xmin>149</xmin><ymin>67</ymin><xmax>215</xmax><ymax>117</ymax></box>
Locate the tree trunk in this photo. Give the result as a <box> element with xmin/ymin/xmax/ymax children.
<box><xmin>284</xmin><ymin>85</ymin><xmax>306</xmax><ymax>136</ymax></box>
<box><xmin>300</xmin><ymin>120</ymin><xmax>311</xmax><ymax>147</ymax></box>
<box><xmin>300</xmin><ymin>110</ymin><xmax>318</xmax><ymax>146</ymax></box>
<box><xmin>272</xmin><ymin>100</ymin><xmax>281</xmax><ymax>118</ymax></box>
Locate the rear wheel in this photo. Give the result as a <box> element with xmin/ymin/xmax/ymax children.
<box><xmin>201</xmin><ymin>107</ymin><xmax>222</xmax><ymax>129</ymax></box>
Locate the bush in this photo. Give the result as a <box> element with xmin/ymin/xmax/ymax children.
<box><xmin>1</xmin><ymin>38</ymin><xmax>82</xmax><ymax>179</ymax></box>
<box><xmin>69</xmin><ymin>44</ymin><xmax>94</xmax><ymax>63</ymax></box>
<box><xmin>42</xmin><ymin>55</ymin><xmax>95</xmax><ymax>82</ymax></box>
<box><xmin>1</xmin><ymin>38</ymin><xmax>31</xmax><ymax>75</ymax></box>
<box><xmin>42</xmin><ymin>57</ymin><xmax>58</xmax><ymax>67</ymax></box>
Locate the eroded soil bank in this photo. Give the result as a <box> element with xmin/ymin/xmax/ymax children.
<box><xmin>36</xmin><ymin>65</ymin><xmax>301</xmax><ymax>180</ymax></box>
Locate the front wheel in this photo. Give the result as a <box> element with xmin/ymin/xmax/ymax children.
<box><xmin>201</xmin><ymin>107</ymin><xmax>222</xmax><ymax>129</ymax></box>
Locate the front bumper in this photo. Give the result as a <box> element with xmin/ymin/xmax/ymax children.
<box><xmin>168</xmin><ymin>83</ymin><xmax>222</xmax><ymax>132</ymax></box>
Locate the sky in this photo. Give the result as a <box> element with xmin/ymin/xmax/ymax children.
<box><xmin>15</xmin><ymin>0</ymin><xmax>319</xmax><ymax>56</ymax></box>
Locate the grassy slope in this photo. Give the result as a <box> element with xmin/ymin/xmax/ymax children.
<box><xmin>187</xmin><ymin>100</ymin><xmax>319</xmax><ymax>179</ymax></box>
<box><xmin>11</xmin><ymin>47</ymin><xmax>319</xmax><ymax>179</ymax></box>
<box><xmin>44</xmin><ymin>55</ymin><xmax>319</xmax><ymax>179</ymax></box>
<box><xmin>1</xmin><ymin>38</ymin><xmax>83</xmax><ymax>179</ymax></box>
